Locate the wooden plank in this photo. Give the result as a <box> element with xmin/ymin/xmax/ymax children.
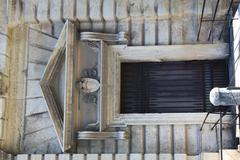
<box><xmin>37</xmin><ymin>0</ymin><xmax>50</xmax><ymax>22</ymax></box>
<box><xmin>31</xmin><ymin>154</ymin><xmax>42</xmax><ymax>160</ymax></box>
<box><xmin>44</xmin><ymin>154</ymin><xmax>56</xmax><ymax>160</ymax></box>
<box><xmin>50</xmin><ymin>0</ymin><xmax>62</xmax><ymax>21</ymax></box>
<box><xmin>63</xmin><ymin>0</ymin><xmax>75</xmax><ymax>20</ymax></box>
<box><xmin>58</xmin><ymin>154</ymin><xmax>71</xmax><ymax>160</ymax></box>
<box><xmin>159</xmin><ymin>125</ymin><xmax>173</xmax><ymax>153</ymax></box>
<box><xmin>72</xmin><ymin>154</ymin><xmax>84</xmax><ymax>160</ymax></box>
<box><xmin>145</xmin><ymin>125</ymin><xmax>158</xmax><ymax>153</ymax></box>
<box><xmin>173</xmin><ymin>125</ymin><xmax>186</xmax><ymax>153</ymax></box>
<box><xmin>130</xmin><ymin>125</ymin><xmax>144</xmax><ymax>153</ymax></box>
<box><xmin>115</xmin><ymin>154</ymin><xmax>127</xmax><ymax>160</ymax></box>
<box><xmin>186</xmin><ymin>125</ymin><xmax>201</xmax><ymax>155</ymax></box>
<box><xmin>144</xmin><ymin>154</ymin><xmax>157</xmax><ymax>160</ymax></box>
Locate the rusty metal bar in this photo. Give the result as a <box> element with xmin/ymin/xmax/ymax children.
<box><xmin>197</xmin><ymin>0</ymin><xmax>206</xmax><ymax>41</ymax></box>
<box><xmin>208</xmin><ymin>0</ymin><xmax>221</xmax><ymax>41</ymax></box>
<box><xmin>218</xmin><ymin>0</ymin><xmax>234</xmax><ymax>40</ymax></box>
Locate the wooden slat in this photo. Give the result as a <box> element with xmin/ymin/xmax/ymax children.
<box><xmin>130</xmin><ymin>125</ymin><xmax>144</xmax><ymax>153</ymax></box>
<box><xmin>145</xmin><ymin>125</ymin><xmax>158</xmax><ymax>153</ymax></box>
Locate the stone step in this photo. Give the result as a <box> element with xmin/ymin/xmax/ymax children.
<box><xmin>14</xmin><ymin>152</ymin><xmax>227</xmax><ymax>160</ymax></box>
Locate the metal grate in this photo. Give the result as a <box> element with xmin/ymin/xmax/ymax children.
<box><xmin>120</xmin><ymin>60</ymin><xmax>229</xmax><ymax>113</ymax></box>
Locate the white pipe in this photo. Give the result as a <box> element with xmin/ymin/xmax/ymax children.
<box><xmin>209</xmin><ymin>87</ymin><xmax>240</xmax><ymax>106</ymax></box>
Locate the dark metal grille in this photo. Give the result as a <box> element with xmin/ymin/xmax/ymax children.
<box><xmin>120</xmin><ymin>60</ymin><xmax>229</xmax><ymax>113</ymax></box>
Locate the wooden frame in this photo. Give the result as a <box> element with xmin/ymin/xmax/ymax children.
<box><xmin>40</xmin><ymin>20</ymin><xmax>77</xmax><ymax>152</ymax></box>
